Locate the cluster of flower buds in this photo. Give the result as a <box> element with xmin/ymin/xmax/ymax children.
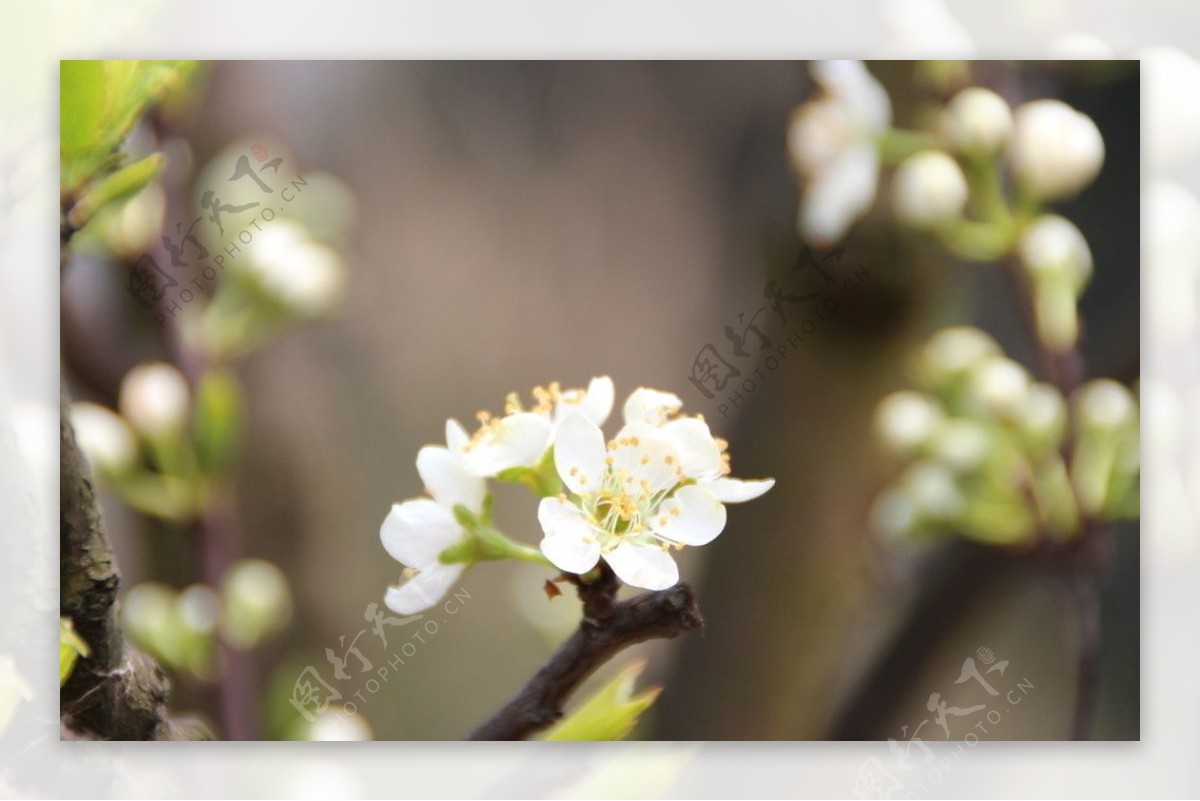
<box><xmin>870</xmin><ymin>327</ymin><xmax>1138</xmax><ymax>546</ymax></box>
<box><xmin>121</xmin><ymin>559</ymin><xmax>292</xmax><ymax>679</ymax></box>
<box><xmin>70</xmin><ymin>361</ymin><xmax>244</xmax><ymax>522</ymax></box>
<box><xmin>788</xmin><ymin>62</ymin><xmax>1106</xmax><ymax>260</ymax></box>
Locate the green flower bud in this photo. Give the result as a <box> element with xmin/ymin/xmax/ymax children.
<box><xmin>901</xmin><ymin>461</ymin><xmax>964</xmax><ymax>520</ymax></box>
<box><xmin>929</xmin><ymin>418</ymin><xmax>991</xmax><ymax>473</ymax></box>
<box><xmin>221</xmin><ymin>559</ymin><xmax>293</xmax><ymax>650</ymax></box>
<box><xmin>916</xmin><ymin>326</ymin><xmax>1001</xmax><ymax>389</ymax></box>
<box><xmin>1018</xmin><ymin>382</ymin><xmax>1068</xmax><ymax>453</ymax></box>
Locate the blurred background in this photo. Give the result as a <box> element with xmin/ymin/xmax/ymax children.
<box><xmin>59</xmin><ymin>60</ymin><xmax>1139</xmax><ymax>741</ymax></box>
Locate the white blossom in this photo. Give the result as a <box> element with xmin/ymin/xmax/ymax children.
<box><xmin>380</xmin><ymin>445</ymin><xmax>486</xmax><ymax>614</ymax></box>
<box><xmin>444</xmin><ymin>377</ymin><xmax>613</xmax><ymax>477</ymax></box>
<box><xmin>538</xmin><ymin>390</ymin><xmax>773</xmax><ymax>590</ymax></box>
<box><xmin>1018</xmin><ymin>215</ymin><xmax>1093</xmax><ymax>293</ymax></box>
<box><xmin>788</xmin><ymin>60</ymin><xmax>891</xmax><ymax>246</ymax></box>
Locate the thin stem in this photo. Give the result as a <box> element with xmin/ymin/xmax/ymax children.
<box><xmin>467</xmin><ymin>564</ymin><xmax>703</xmax><ymax>740</ymax></box>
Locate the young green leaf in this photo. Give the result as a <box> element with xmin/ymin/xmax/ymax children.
<box><xmin>542</xmin><ymin>661</ymin><xmax>661</xmax><ymax>741</ymax></box>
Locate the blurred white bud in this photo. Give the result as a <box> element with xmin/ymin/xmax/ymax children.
<box><xmin>892</xmin><ymin>151</ymin><xmax>969</xmax><ymax>228</ymax></box>
<box><xmin>1076</xmin><ymin>379</ymin><xmax>1135</xmax><ymax>430</ymax></box>
<box><xmin>221</xmin><ymin>559</ymin><xmax>293</xmax><ymax>650</ymax></box>
<box><xmin>1147</xmin><ymin>181</ymin><xmax>1200</xmax><ymax>341</ymax></box>
<box><xmin>69</xmin><ymin>402</ymin><xmax>137</xmax><ymax>474</ymax></box>
<box><xmin>902</xmin><ymin>461</ymin><xmax>964</xmax><ymax>518</ymax></box>
<box><xmin>177</xmin><ymin>584</ymin><xmax>220</xmax><ymax>635</ymax></box>
<box><xmin>943</xmin><ymin>87</ymin><xmax>1012</xmax><ymax>153</ymax></box>
<box><xmin>969</xmin><ymin>357</ymin><xmax>1031</xmax><ymax>419</ymax></box>
<box><xmin>1018</xmin><ymin>215</ymin><xmax>1093</xmax><ymax>293</ymax></box>
<box><xmin>308</xmin><ymin>707</ymin><xmax>374</xmax><ymax>741</ymax></box>
<box><xmin>118</xmin><ymin>362</ymin><xmax>190</xmax><ymax>437</ymax></box>
<box><xmin>122</xmin><ymin>583</ymin><xmax>175</xmax><ymax>641</ymax></box>
<box><xmin>246</xmin><ymin>221</ymin><xmax>346</xmax><ymax>317</ymax></box>
<box><xmin>1020</xmin><ymin>382</ymin><xmax>1067</xmax><ymax>448</ymax></box>
<box><xmin>1046</xmin><ymin>33</ymin><xmax>1114</xmax><ymax>60</ymax></box>
<box><xmin>929</xmin><ymin>418</ymin><xmax>990</xmax><ymax>472</ymax></box>
<box><xmin>870</xmin><ymin>488</ymin><xmax>921</xmax><ymax>540</ymax></box>
<box><xmin>1009</xmin><ymin>99</ymin><xmax>1104</xmax><ymax>201</ymax></box>
<box><xmin>918</xmin><ymin>326</ymin><xmax>1000</xmax><ymax>386</ymax></box>
<box><xmin>875</xmin><ymin>391</ymin><xmax>945</xmax><ymax>454</ymax></box>
<box><xmin>1139</xmin><ymin>46</ymin><xmax>1200</xmax><ymax>168</ymax></box>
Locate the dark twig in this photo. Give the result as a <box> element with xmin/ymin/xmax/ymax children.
<box><xmin>60</xmin><ymin>386</ymin><xmax>210</xmax><ymax>740</ymax></box>
<box><xmin>467</xmin><ymin>564</ymin><xmax>704</xmax><ymax>741</ymax></box>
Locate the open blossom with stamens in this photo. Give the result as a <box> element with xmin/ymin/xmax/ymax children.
<box><xmin>445</xmin><ymin>376</ymin><xmax>614</xmax><ymax>477</ymax></box>
<box><xmin>380</xmin><ymin>443</ymin><xmax>486</xmax><ymax>614</ymax></box>
<box><xmin>538</xmin><ymin>388</ymin><xmax>775</xmax><ymax>590</ymax></box>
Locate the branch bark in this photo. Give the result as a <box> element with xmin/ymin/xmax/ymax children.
<box><xmin>467</xmin><ymin>565</ymin><xmax>704</xmax><ymax>741</ymax></box>
<box><xmin>59</xmin><ymin>386</ymin><xmax>210</xmax><ymax>740</ymax></box>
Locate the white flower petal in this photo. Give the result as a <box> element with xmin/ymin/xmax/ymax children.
<box><xmin>556</xmin><ymin>375</ymin><xmax>615</xmax><ymax>428</ymax></box>
<box><xmin>384</xmin><ymin>563</ymin><xmax>464</xmax><ymax>614</ymax></box>
<box><xmin>623</xmin><ymin>388</ymin><xmax>683</xmax><ymax>425</ymax></box>
<box><xmin>650</xmin><ymin>485</ymin><xmax>728</xmax><ymax>546</ymax></box>
<box><xmin>445</xmin><ymin>418</ymin><xmax>471</xmax><ymax>460</ymax></box>
<box><xmin>800</xmin><ymin>143</ymin><xmax>879</xmax><ymax>246</ymax></box>
<box><xmin>538</xmin><ymin>497</ymin><xmax>602</xmax><ymax>574</ymax></box>
<box><xmin>380</xmin><ymin>499</ymin><xmax>462</xmax><ymax>569</ymax></box>
<box><xmin>612</xmin><ymin>421</ymin><xmax>681</xmax><ymax>493</ymax></box>
<box><xmin>810</xmin><ymin>60</ymin><xmax>892</xmax><ymax>132</ymax></box>
<box><xmin>554</xmin><ymin>414</ymin><xmax>608</xmax><ymax>494</ymax></box>
<box><xmin>605</xmin><ymin>542</ymin><xmax>679</xmax><ymax>591</ymax></box>
<box><xmin>416</xmin><ymin>446</ymin><xmax>486</xmax><ymax>515</ymax></box>
<box><xmin>661</xmin><ymin>417</ymin><xmax>723</xmax><ymax>479</ymax></box>
<box><xmin>704</xmin><ymin>476</ymin><xmax>776</xmax><ymax>503</ymax></box>
<box><xmin>459</xmin><ymin>412</ymin><xmax>552</xmax><ymax>476</ymax></box>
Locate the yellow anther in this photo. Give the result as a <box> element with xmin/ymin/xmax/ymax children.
<box><xmin>605</xmin><ymin>455</ymin><xmax>615</xmax><ymax>466</ymax></box>
<box><xmin>569</xmin><ymin>467</ymin><xmax>579</xmax><ymax>476</ymax></box>
<box><xmin>640</xmin><ymin>455</ymin><xmax>650</xmax><ymax>465</ymax></box>
<box><xmin>670</xmin><ymin>507</ymin><xmax>681</xmax><ymax>516</ymax></box>
<box><xmin>664</xmin><ymin>455</ymin><xmax>675</xmax><ymax>465</ymax></box>
<box><xmin>402</xmin><ymin>566</ymin><xmax>418</xmax><ymax>579</ymax></box>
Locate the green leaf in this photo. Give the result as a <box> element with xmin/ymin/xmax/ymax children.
<box><xmin>193</xmin><ymin>369</ymin><xmax>244</xmax><ymax>476</ymax></box>
<box><xmin>61</xmin><ymin>60</ymin><xmax>198</xmax><ymax>192</ymax></box>
<box><xmin>67</xmin><ymin>152</ymin><xmax>164</xmax><ymax>230</ymax></box>
<box><xmin>542</xmin><ymin>661</ymin><xmax>661</xmax><ymax>741</ymax></box>
<box><xmin>59</xmin><ymin>617</ymin><xmax>91</xmax><ymax>686</ymax></box>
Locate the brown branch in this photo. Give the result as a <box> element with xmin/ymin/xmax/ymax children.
<box><xmin>467</xmin><ymin>564</ymin><xmax>704</xmax><ymax>740</ymax></box>
<box><xmin>59</xmin><ymin>385</ymin><xmax>210</xmax><ymax>740</ymax></box>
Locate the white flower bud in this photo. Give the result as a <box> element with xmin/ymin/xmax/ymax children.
<box><xmin>69</xmin><ymin>402</ymin><xmax>137</xmax><ymax>474</ymax></box>
<box><xmin>875</xmin><ymin>391</ymin><xmax>945</xmax><ymax>454</ymax></box>
<box><xmin>177</xmin><ymin>584</ymin><xmax>220</xmax><ymax>635</ymax></box>
<box><xmin>918</xmin><ymin>326</ymin><xmax>1000</xmax><ymax>386</ymax></box>
<box><xmin>969</xmin><ymin>357</ymin><xmax>1031</xmax><ymax>419</ymax></box>
<box><xmin>1018</xmin><ymin>215</ymin><xmax>1093</xmax><ymax>292</ymax></box>
<box><xmin>1009</xmin><ymin>99</ymin><xmax>1105</xmax><ymax>201</ymax></box>
<box><xmin>247</xmin><ymin>221</ymin><xmax>346</xmax><ymax>317</ymax></box>
<box><xmin>929</xmin><ymin>418</ymin><xmax>990</xmax><ymax>472</ymax></box>
<box><xmin>943</xmin><ymin>87</ymin><xmax>1012</xmax><ymax>153</ymax></box>
<box><xmin>1077</xmin><ymin>379</ymin><xmax>1135</xmax><ymax>430</ymax></box>
<box><xmin>119</xmin><ymin>362</ymin><xmax>190</xmax><ymax>437</ymax></box>
<box><xmin>892</xmin><ymin>150</ymin><xmax>969</xmax><ymax>228</ymax></box>
<box><xmin>902</xmin><ymin>461</ymin><xmax>964</xmax><ymax>519</ymax></box>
